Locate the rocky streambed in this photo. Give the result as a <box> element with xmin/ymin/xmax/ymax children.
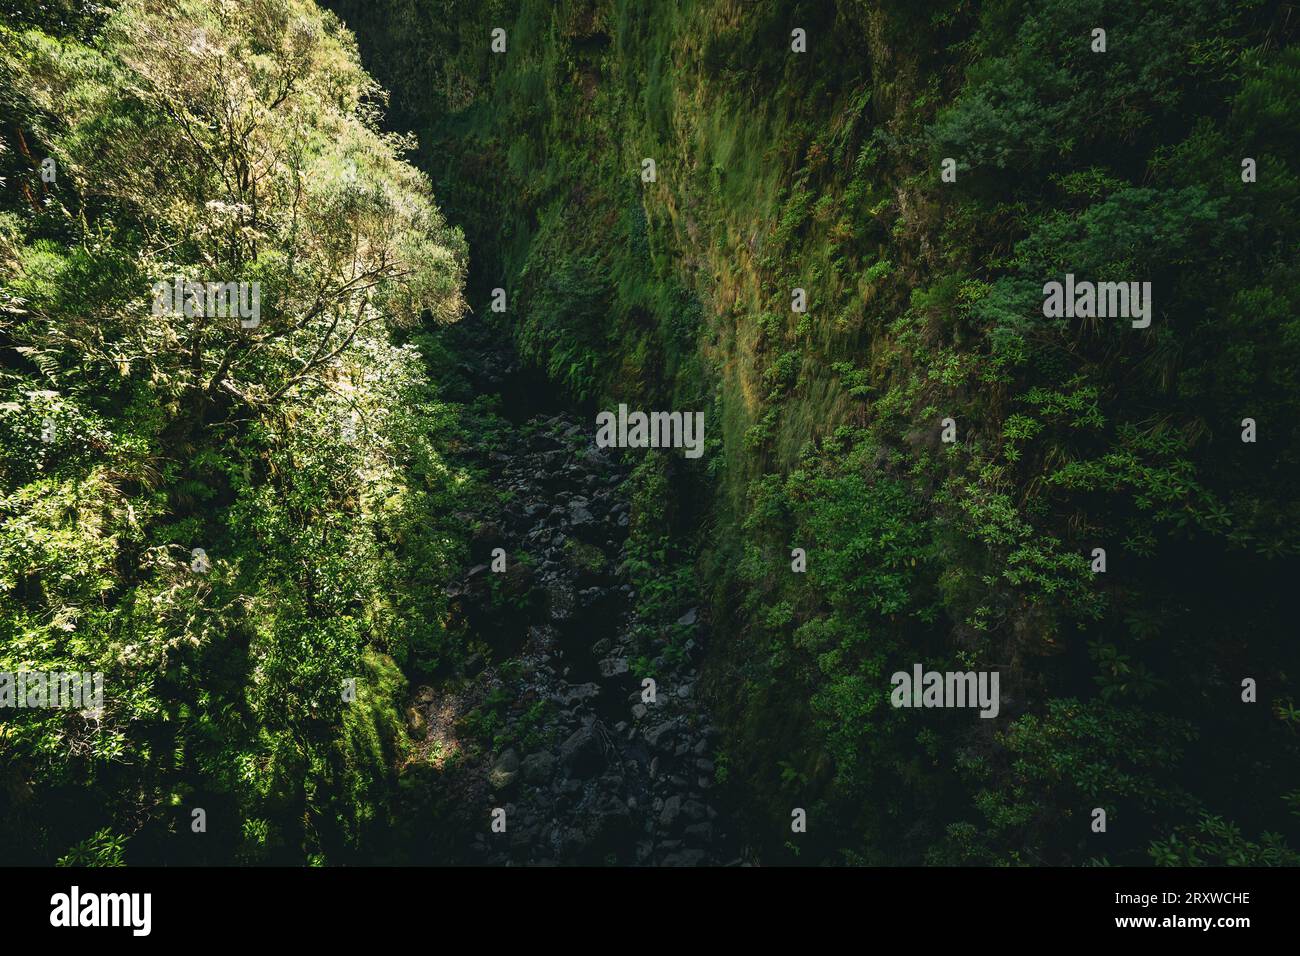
<box><xmin>404</xmin><ymin>334</ymin><xmax>735</xmax><ymax>866</ymax></box>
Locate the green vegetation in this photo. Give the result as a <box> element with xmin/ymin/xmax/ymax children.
<box><xmin>330</xmin><ymin>0</ymin><xmax>1300</xmax><ymax>865</ymax></box>
<box><xmin>3</xmin><ymin>0</ymin><xmax>1297</xmax><ymax>867</ymax></box>
<box><xmin>1</xmin><ymin>0</ymin><xmax>469</xmax><ymax>864</ymax></box>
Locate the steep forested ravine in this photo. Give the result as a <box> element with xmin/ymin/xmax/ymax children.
<box><xmin>325</xmin><ymin>0</ymin><xmax>1300</xmax><ymax>869</ymax></box>
<box><xmin>407</xmin><ymin>320</ymin><xmax>734</xmax><ymax>865</ymax></box>
<box><xmin>4</xmin><ymin>0</ymin><xmax>1299</xmax><ymax>872</ymax></box>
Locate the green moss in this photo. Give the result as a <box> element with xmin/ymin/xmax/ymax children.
<box><xmin>328</xmin><ymin>0</ymin><xmax>1300</xmax><ymax>865</ymax></box>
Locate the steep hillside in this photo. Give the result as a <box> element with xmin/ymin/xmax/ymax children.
<box><xmin>328</xmin><ymin>0</ymin><xmax>1300</xmax><ymax>865</ymax></box>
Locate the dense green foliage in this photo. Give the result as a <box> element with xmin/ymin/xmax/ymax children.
<box><xmin>4</xmin><ymin>0</ymin><xmax>1297</xmax><ymax>867</ymax></box>
<box><xmin>0</xmin><ymin>0</ymin><xmax>470</xmax><ymax>863</ymax></box>
<box><xmin>328</xmin><ymin>0</ymin><xmax>1300</xmax><ymax>864</ymax></box>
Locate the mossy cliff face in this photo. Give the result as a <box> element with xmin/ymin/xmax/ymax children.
<box><xmin>328</xmin><ymin>0</ymin><xmax>1300</xmax><ymax>864</ymax></box>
